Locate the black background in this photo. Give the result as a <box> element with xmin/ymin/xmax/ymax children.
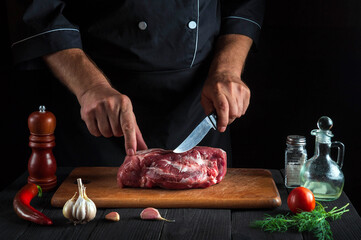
<box><xmin>1</xmin><ymin>1</ymin><xmax>361</xmax><ymax>214</ymax></box>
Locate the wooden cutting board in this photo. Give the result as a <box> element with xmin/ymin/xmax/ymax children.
<box><xmin>51</xmin><ymin>167</ymin><xmax>281</xmax><ymax>209</ymax></box>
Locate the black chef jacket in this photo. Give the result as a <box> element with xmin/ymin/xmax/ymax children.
<box><xmin>7</xmin><ymin>0</ymin><xmax>265</xmax><ymax>167</ymax></box>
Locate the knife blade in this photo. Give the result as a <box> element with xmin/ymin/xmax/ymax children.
<box><xmin>173</xmin><ymin>113</ymin><xmax>217</xmax><ymax>153</ymax></box>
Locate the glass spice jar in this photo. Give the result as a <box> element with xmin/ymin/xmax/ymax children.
<box><xmin>285</xmin><ymin>135</ymin><xmax>307</xmax><ymax>188</ymax></box>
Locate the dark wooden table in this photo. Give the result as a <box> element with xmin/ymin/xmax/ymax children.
<box><xmin>1</xmin><ymin>168</ymin><xmax>360</xmax><ymax>240</ymax></box>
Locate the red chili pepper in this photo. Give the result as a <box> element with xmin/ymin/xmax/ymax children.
<box><xmin>13</xmin><ymin>183</ymin><xmax>53</xmax><ymax>225</ymax></box>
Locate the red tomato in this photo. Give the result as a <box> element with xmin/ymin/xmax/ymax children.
<box><xmin>287</xmin><ymin>187</ymin><xmax>316</xmax><ymax>213</ymax></box>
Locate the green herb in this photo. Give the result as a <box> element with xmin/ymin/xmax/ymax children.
<box><xmin>251</xmin><ymin>202</ymin><xmax>349</xmax><ymax>240</ymax></box>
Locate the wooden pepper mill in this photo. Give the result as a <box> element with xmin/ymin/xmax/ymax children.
<box><xmin>27</xmin><ymin>105</ymin><xmax>57</xmax><ymax>191</ymax></box>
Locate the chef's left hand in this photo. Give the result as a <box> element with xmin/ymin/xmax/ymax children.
<box><xmin>201</xmin><ymin>71</ymin><xmax>250</xmax><ymax>132</ymax></box>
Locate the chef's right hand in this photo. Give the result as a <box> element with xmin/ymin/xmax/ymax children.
<box><xmin>78</xmin><ymin>83</ymin><xmax>148</xmax><ymax>156</ymax></box>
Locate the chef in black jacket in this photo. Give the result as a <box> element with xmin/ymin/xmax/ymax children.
<box><xmin>7</xmin><ymin>0</ymin><xmax>265</xmax><ymax>167</ymax></box>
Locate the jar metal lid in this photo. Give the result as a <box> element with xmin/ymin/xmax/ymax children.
<box><xmin>286</xmin><ymin>135</ymin><xmax>306</xmax><ymax>145</ymax></box>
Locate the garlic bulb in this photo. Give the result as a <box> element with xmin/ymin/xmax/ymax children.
<box><xmin>62</xmin><ymin>178</ymin><xmax>97</xmax><ymax>225</ymax></box>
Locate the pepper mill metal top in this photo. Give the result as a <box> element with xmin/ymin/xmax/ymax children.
<box><xmin>39</xmin><ymin>105</ymin><xmax>46</xmax><ymax>113</ymax></box>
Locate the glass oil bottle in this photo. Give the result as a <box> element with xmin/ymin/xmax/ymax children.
<box><xmin>300</xmin><ymin>116</ymin><xmax>345</xmax><ymax>201</ymax></box>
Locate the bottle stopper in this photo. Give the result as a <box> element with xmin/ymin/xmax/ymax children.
<box><xmin>311</xmin><ymin>116</ymin><xmax>334</xmax><ymax>144</ymax></box>
<box><xmin>317</xmin><ymin>116</ymin><xmax>333</xmax><ymax>131</ymax></box>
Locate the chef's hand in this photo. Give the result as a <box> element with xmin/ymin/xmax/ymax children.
<box><xmin>78</xmin><ymin>84</ymin><xmax>148</xmax><ymax>155</ymax></box>
<box><xmin>201</xmin><ymin>72</ymin><xmax>250</xmax><ymax>132</ymax></box>
<box><xmin>43</xmin><ymin>48</ymin><xmax>147</xmax><ymax>156</ymax></box>
<box><xmin>201</xmin><ymin>34</ymin><xmax>253</xmax><ymax>132</ymax></box>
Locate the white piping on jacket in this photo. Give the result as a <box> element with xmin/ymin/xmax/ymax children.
<box><xmin>224</xmin><ymin>16</ymin><xmax>261</xmax><ymax>29</ymax></box>
<box><xmin>11</xmin><ymin>28</ymin><xmax>80</xmax><ymax>48</ymax></box>
<box><xmin>190</xmin><ymin>0</ymin><xmax>199</xmax><ymax>68</ymax></box>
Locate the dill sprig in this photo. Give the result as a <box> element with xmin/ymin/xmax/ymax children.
<box><xmin>251</xmin><ymin>202</ymin><xmax>349</xmax><ymax>240</ymax></box>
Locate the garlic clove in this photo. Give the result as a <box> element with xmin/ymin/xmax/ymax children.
<box><xmin>83</xmin><ymin>186</ymin><xmax>97</xmax><ymax>222</ymax></box>
<box><xmin>105</xmin><ymin>212</ymin><xmax>120</xmax><ymax>221</ymax></box>
<box><xmin>140</xmin><ymin>207</ymin><xmax>160</xmax><ymax>220</ymax></box>
<box><xmin>72</xmin><ymin>196</ymin><xmax>86</xmax><ymax>223</ymax></box>
<box><xmin>140</xmin><ymin>207</ymin><xmax>175</xmax><ymax>222</ymax></box>
<box><xmin>85</xmin><ymin>200</ymin><xmax>96</xmax><ymax>221</ymax></box>
<box><xmin>63</xmin><ymin>192</ymin><xmax>77</xmax><ymax>220</ymax></box>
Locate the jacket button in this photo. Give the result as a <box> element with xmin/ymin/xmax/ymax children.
<box><xmin>188</xmin><ymin>21</ymin><xmax>197</xmax><ymax>29</ymax></box>
<box><xmin>138</xmin><ymin>21</ymin><xmax>147</xmax><ymax>30</ymax></box>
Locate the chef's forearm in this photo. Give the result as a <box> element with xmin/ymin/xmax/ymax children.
<box><xmin>43</xmin><ymin>48</ymin><xmax>111</xmax><ymax>100</ymax></box>
<box><xmin>209</xmin><ymin>34</ymin><xmax>253</xmax><ymax>77</ymax></box>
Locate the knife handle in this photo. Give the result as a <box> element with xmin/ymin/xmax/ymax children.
<box><xmin>208</xmin><ymin>113</ymin><xmax>217</xmax><ymax>130</ymax></box>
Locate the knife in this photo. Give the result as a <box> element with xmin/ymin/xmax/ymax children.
<box><xmin>173</xmin><ymin>113</ymin><xmax>217</xmax><ymax>153</ymax></box>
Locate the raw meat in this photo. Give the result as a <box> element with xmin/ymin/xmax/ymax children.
<box><xmin>117</xmin><ymin>146</ymin><xmax>227</xmax><ymax>189</ymax></box>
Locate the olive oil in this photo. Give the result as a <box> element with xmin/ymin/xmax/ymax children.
<box><xmin>302</xmin><ymin>181</ymin><xmax>343</xmax><ymax>201</ymax></box>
